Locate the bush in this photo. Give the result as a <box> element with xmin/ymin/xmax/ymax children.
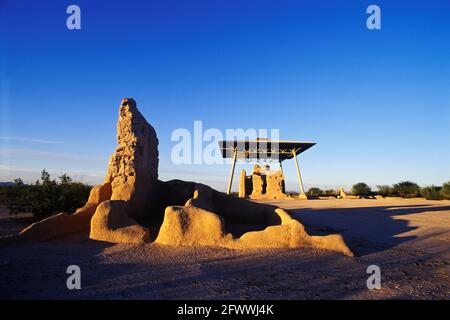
<box><xmin>376</xmin><ymin>185</ymin><xmax>392</xmax><ymax>197</ymax></box>
<box><xmin>351</xmin><ymin>182</ymin><xmax>372</xmax><ymax>196</ymax></box>
<box><xmin>392</xmin><ymin>181</ymin><xmax>420</xmax><ymax>198</ymax></box>
<box><xmin>3</xmin><ymin>170</ymin><xmax>91</xmax><ymax>220</ymax></box>
<box><xmin>324</xmin><ymin>189</ymin><xmax>338</xmax><ymax>197</ymax></box>
<box><xmin>306</xmin><ymin>187</ymin><xmax>324</xmax><ymax>197</ymax></box>
<box><xmin>420</xmin><ymin>186</ymin><xmax>443</xmax><ymax>200</ymax></box>
<box><xmin>441</xmin><ymin>181</ymin><xmax>450</xmax><ymax>200</ymax></box>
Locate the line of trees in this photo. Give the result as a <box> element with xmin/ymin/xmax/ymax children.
<box><xmin>0</xmin><ymin>170</ymin><xmax>92</xmax><ymax>220</ymax></box>
<box><xmin>2</xmin><ymin>171</ymin><xmax>449</xmax><ymax>221</ymax></box>
<box><xmin>306</xmin><ymin>180</ymin><xmax>450</xmax><ymax>200</ymax></box>
<box><xmin>375</xmin><ymin>181</ymin><xmax>450</xmax><ymax>200</ymax></box>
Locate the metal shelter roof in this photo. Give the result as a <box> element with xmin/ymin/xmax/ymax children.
<box><xmin>218</xmin><ymin>139</ymin><xmax>316</xmax><ymax>162</ymax></box>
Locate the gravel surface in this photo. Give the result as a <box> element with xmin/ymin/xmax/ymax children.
<box><xmin>1</xmin><ymin>198</ymin><xmax>449</xmax><ymax>299</ymax></box>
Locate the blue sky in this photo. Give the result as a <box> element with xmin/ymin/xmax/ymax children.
<box><xmin>0</xmin><ymin>0</ymin><xmax>449</xmax><ymax>192</ymax></box>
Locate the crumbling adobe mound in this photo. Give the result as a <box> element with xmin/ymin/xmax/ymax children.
<box><xmin>1</xmin><ymin>98</ymin><xmax>353</xmax><ymax>257</ymax></box>
<box><xmin>90</xmin><ymin>200</ymin><xmax>150</xmax><ymax>244</ymax></box>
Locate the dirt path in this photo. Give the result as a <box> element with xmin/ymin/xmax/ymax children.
<box><xmin>267</xmin><ymin>198</ymin><xmax>450</xmax><ymax>257</ymax></box>
<box><xmin>0</xmin><ymin>205</ymin><xmax>34</xmax><ymax>238</ymax></box>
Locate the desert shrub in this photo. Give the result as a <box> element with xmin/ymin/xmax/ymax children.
<box><xmin>323</xmin><ymin>189</ymin><xmax>337</xmax><ymax>197</ymax></box>
<box><xmin>4</xmin><ymin>170</ymin><xmax>91</xmax><ymax>220</ymax></box>
<box><xmin>351</xmin><ymin>182</ymin><xmax>372</xmax><ymax>196</ymax></box>
<box><xmin>392</xmin><ymin>181</ymin><xmax>420</xmax><ymax>198</ymax></box>
<box><xmin>441</xmin><ymin>181</ymin><xmax>450</xmax><ymax>200</ymax></box>
<box><xmin>0</xmin><ymin>181</ymin><xmax>16</xmax><ymax>204</ymax></box>
<box><xmin>420</xmin><ymin>186</ymin><xmax>443</xmax><ymax>200</ymax></box>
<box><xmin>306</xmin><ymin>187</ymin><xmax>324</xmax><ymax>197</ymax></box>
<box><xmin>376</xmin><ymin>185</ymin><xmax>392</xmax><ymax>197</ymax></box>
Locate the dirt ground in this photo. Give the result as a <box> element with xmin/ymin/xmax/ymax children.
<box><xmin>0</xmin><ymin>198</ymin><xmax>449</xmax><ymax>299</ymax></box>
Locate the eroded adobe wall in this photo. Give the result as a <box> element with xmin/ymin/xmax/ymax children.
<box><xmin>1</xmin><ymin>98</ymin><xmax>353</xmax><ymax>257</ymax></box>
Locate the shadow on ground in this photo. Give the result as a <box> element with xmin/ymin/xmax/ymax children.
<box><xmin>289</xmin><ymin>204</ymin><xmax>450</xmax><ymax>256</ymax></box>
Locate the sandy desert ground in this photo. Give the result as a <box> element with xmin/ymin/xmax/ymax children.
<box><xmin>0</xmin><ymin>198</ymin><xmax>449</xmax><ymax>299</ymax></box>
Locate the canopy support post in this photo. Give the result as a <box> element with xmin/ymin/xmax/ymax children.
<box><xmin>227</xmin><ymin>148</ymin><xmax>238</xmax><ymax>195</ymax></box>
<box><xmin>292</xmin><ymin>149</ymin><xmax>306</xmax><ymax>196</ymax></box>
<box><xmin>279</xmin><ymin>160</ymin><xmax>284</xmax><ymax>178</ymax></box>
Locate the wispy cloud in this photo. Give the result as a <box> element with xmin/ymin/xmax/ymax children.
<box><xmin>0</xmin><ymin>136</ymin><xmax>63</xmax><ymax>144</ymax></box>
<box><xmin>0</xmin><ymin>164</ymin><xmax>104</xmax><ymax>176</ymax></box>
<box><xmin>0</xmin><ymin>147</ymin><xmax>104</xmax><ymax>162</ymax></box>
<box><xmin>0</xmin><ymin>164</ymin><xmax>40</xmax><ymax>173</ymax></box>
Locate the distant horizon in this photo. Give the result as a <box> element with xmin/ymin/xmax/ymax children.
<box><xmin>1</xmin><ymin>0</ymin><xmax>449</xmax><ymax>191</ymax></box>
<box><xmin>0</xmin><ymin>164</ymin><xmax>447</xmax><ymax>194</ymax></box>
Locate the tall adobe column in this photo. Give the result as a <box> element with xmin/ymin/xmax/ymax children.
<box><xmin>105</xmin><ymin>98</ymin><xmax>159</xmax><ymax>223</ymax></box>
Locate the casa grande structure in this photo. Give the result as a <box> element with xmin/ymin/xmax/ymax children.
<box><xmin>218</xmin><ymin>139</ymin><xmax>316</xmax><ymax>199</ymax></box>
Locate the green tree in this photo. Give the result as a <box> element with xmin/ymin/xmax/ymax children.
<box><xmin>41</xmin><ymin>169</ymin><xmax>51</xmax><ymax>184</ymax></box>
<box><xmin>351</xmin><ymin>182</ymin><xmax>372</xmax><ymax>196</ymax></box>
<box><xmin>324</xmin><ymin>189</ymin><xmax>337</xmax><ymax>196</ymax></box>
<box><xmin>441</xmin><ymin>181</ymin><xmax>450</xmax><ymax>200</ymax></box>
<box><xmin>420</xmin><ymin>186</ymin><xmax>443</xmax><ymax>200</ymax></box>
<box><xmin>5</xmin><ymin>178</ymin><xmax>30</xmax><ymax>214</ymax></box>
<box><xmin>59</xmin><ymin>173</ymin><xmax>72</xmax><ymax>184</ymax></box>
<box><xmin>376</xmin><ymin>185</ymin><xmax>392</xmax><ymax>197</ymax></box>
<box><xmin>306</xmin><ymin>187</ymin><xmax>324</xmax><ymax>197</ymax></box>
<box><xmin>4</xmin><ymin>170</ymin><xmax>91</xmax><ymax>220</ymax></box>
<box><xmin>392</xmin><ymin>181</ymin><xmax>420</xmax><ymax>198</ymax></box>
